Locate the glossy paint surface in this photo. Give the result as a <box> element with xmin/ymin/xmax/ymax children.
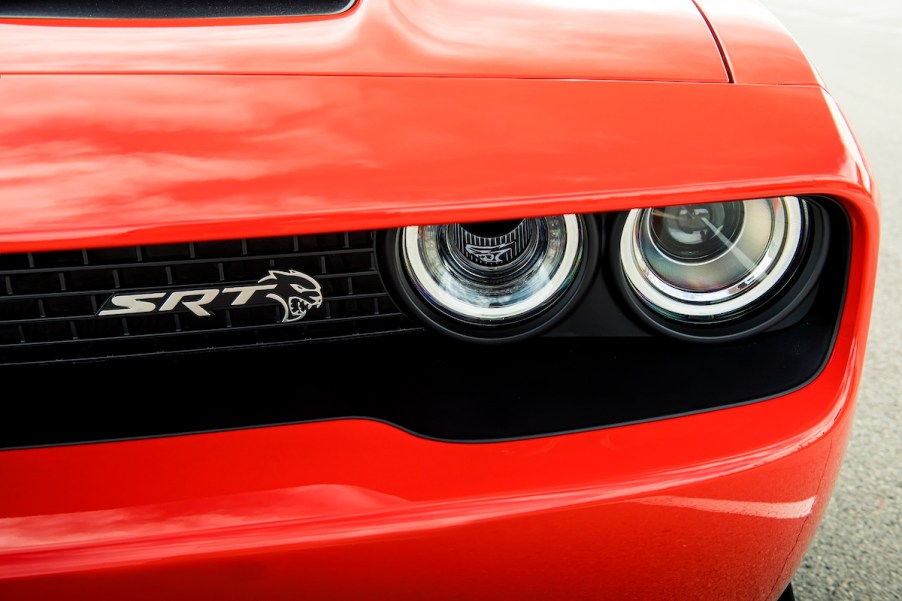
<box><xmin>694</xmin><ymin>0</ymin><xmax>821</xmax><ymax>84</ymax></box>
<box><xmin>0</xmin><ymin>73</ymin><xmax>881</xmax><ymax>600</ymax></box>
<box><xmin>0</xmin><ymin>76</ymin><xmax>872</xmax><ymax>252</ymax></box>
<box><xmin>0</xmin><ymin>0</ymin><xmax>728</xmax><ymax>82</ymax></box>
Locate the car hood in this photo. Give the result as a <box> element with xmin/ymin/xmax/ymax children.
<box><xmin>0</xmin><ymin>0</ymin><xmax>728</xmax><ymax>82</ymax></box>
<box><xmin>0</xmin><ymin>74</ymin><xmax>861</xmax><ymax>252</ymax></box>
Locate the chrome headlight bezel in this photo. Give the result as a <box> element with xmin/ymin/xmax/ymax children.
<box><xmin>611</xmin><ymin>197</ymin><xmax>830</xmax><ymax>341</ymax></box>
<box><xmin>380</xmin><ymin>214</ymin><xmax>599</xmax><ymax>342</ymax></box>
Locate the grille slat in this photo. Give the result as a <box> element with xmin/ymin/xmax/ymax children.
<box><xmin>0</xmin><ymin>231</ymin><xmax>415</xmax><ymax>364</ymax></box>
<box><xmin>3</xmin><ymin>270</ymin><xmax>382</xmax><ymax>301</ymax></box>
<box><xmin>12</xmin><ymin>312</ymin><xmax>408</xmax><ymax>348</ymax></box>
<box><xmin>0</xmin><ymin>247</ymin><xmax>374</xmax><ymax>277</ymax></box>
<box><xmin>0</xmin><ymin>292</ymin><xmax>393</xmax><ymax>325</ymax></box>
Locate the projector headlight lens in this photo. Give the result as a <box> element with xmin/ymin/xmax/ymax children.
<box><xmin>619</xmin><ymin>197</ymin><xmax>808</xmax><ymax>322</ymax></box>
<box><xmin>401</xmin><ymin>215</ymin><xmax>585</xmax><ymax>325</ymax></box>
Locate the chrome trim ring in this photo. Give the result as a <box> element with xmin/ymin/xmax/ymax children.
<box><xmin>620</xmin><ymin>197</ymin><xmax>806</xmax><ymax>321</ymax></box>
<box><xmin>402</xmin><ymin>215</ymin><xmax>583</xmax><ymax>323</ymax></box>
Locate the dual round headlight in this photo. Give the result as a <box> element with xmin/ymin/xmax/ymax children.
<box><xmin>386</xmin><ymin>214</ymin><xmax>595</xmax><ymax>340</ymax></box>
<box><xmin>619</xmin><ymin>196</ymin><xmax>809</xmax><ymax>325</ymax></box>
<box><xmin>383</xmin><ymin>197</ymin><xmax>822</xmax><ymax>342</ymax></box>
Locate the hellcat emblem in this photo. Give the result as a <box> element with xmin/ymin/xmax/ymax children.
<box><xmin>257</xmin><ymin>269</ymin><xmax>323</xmax><ymax>323</ymax></box>
<box><xmin>97</xmin><ymin>269</ymin><xmax>323</xmax><ymax>323</ymax></box>
<box><xmin>464</xmin><ymin>242</ymin><xmax>516</xmax><ymax>265</ymax></box>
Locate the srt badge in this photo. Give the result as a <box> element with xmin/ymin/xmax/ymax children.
<box><xmin>97</xmin><ymin>269</ymin><xmax>323</xmax><ymax>323</ymax></box>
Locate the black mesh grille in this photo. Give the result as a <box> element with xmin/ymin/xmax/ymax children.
<box><xmin>0</xmin><ymin>231</ymin><xmax>416</xmax><ymax>364</ymax></box>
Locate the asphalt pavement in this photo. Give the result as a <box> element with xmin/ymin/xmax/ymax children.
<box><xmin>762</xmin><ymin>1</ymin><xmax>902</xmax><ymax>599</ymax></box>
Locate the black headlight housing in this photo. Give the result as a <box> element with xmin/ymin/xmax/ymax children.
<box><xmin>381</xmin><ymin>197</ymin><xmax>830</xmax><ymax>344</ymax></box>
<box><xmin>611</xmin><ymin>197</ymin><xmax>830</xmax><ymax>341</ymax></box>
<box><xmin>379</xmin><ymin>214</ymin><xmax>599</xmax><ymax>342</ymax></box>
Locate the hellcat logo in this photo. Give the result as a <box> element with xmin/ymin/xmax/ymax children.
<box><xmin>257</xmin><ymin>269</ymin><xmax>323</xmax><ymax>323</ymax></box>
<box><xmin>96</xmin><ymin>269</ymin><xmax>323</xmax><ymax>323</ymax></box>
<box><xmin>464</xmin><ymin>242</ymin><xmax>515</xmax><ymax>265</ymax></box>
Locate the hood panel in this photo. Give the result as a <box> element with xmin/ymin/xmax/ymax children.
<box><xmin>693</xmin><ymin>0</ymin><xmax>820</xmax><ymax>85</ymax></box>
<box><xmin>0</xmin><ymin>0</ymin><xmax>727</xmax><ymax>82</ymax></box>
<box><xmin>0</xmin><ymin>75</ymin><xmax>863</xmax><ymax>252</ymax></box>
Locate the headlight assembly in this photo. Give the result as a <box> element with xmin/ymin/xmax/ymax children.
<box><xmin>383</xmin><ymin>198</ymin><xmax>826</xmax><ymax>343</ymax></box>
<box><xmin>614</xmin><ymin>196</ymin><xmax>828</xmax><ymax>340</ymax></box>
<box><xmin>383</xmin><ymin>214</ymin><xmax>597</xmax><ymax>341</ymax></box>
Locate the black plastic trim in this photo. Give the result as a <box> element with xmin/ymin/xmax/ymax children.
<box><xmin>0</xmin><ymin>0</ymin><xmax>357</xmax><ymax>19</ymax></box>
<box><xmin>0</xmin><ymin>200</ymin><xmax>850</xmax><ymax>449</ymax></box>
<box><xmin>777</xmin><ymin>584</ymin><xmax>796</xmax><ymax>601</ymax></box>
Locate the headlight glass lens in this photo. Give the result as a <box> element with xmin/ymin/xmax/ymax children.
<box><xmin>620</xmin><ymin>197</ymin><xmax>807</xmax><ymax>322</ymax></box>
<box><xmin>402</xmin><ymin>215</ymin><xmax>584</xmax><ymax>324</ymax></box>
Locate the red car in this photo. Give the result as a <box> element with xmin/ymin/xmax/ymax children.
<box><xmin>0</xmin><ymin>1</ymin><xmax>879</xmax><ymax>600</ymax></box>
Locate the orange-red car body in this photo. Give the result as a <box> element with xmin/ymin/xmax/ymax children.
<box><xmin>0</xmin><ymin>1</ymin><xmax>878</xmax><ymax>599</ymax></box>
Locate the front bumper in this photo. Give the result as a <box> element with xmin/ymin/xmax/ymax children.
<box><xmin>0</xmin><ymin>320</ymin><xmax>866</xmax><ymax>600</ymax></box>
